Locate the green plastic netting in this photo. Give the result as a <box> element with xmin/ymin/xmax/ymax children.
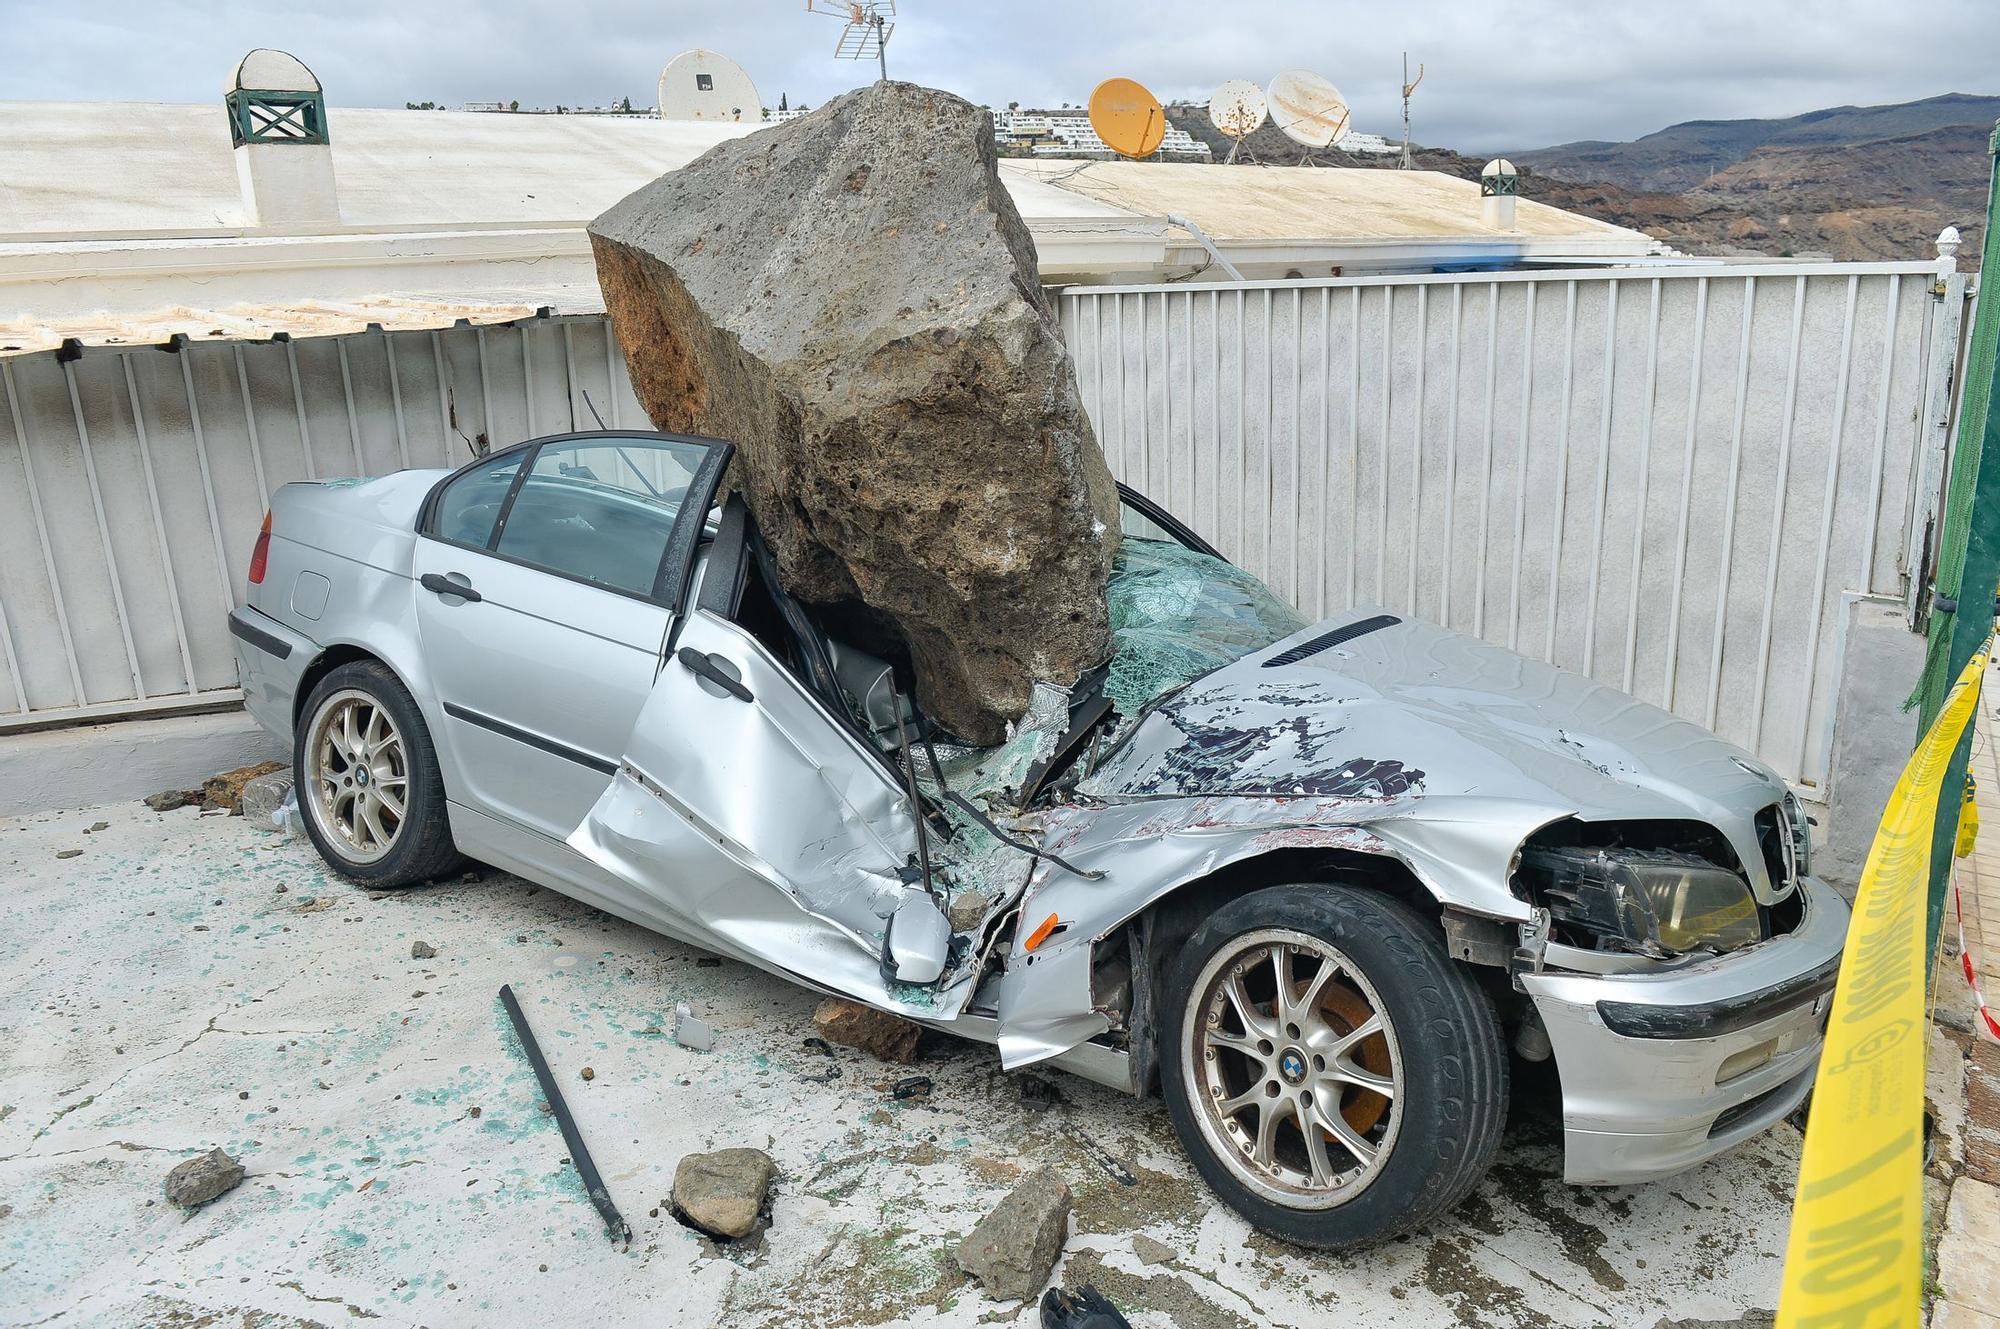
<box><xmin>1913</xmin><ymin>127</ymin><xmax>2000</xmax><ymax>728</ymax></box>
<box><xmin>1102</xmin><ymin>538</ymin><xmax>1306</xmax><ymax>716</ymax></box>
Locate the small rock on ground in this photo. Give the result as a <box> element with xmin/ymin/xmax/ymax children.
<box><xmin>812</xmin><ymin>997</ymin><xmax>921</xmax><ymax>1064</ymax></box>
<box><xmin>143</xmin><ymin>789</ymin><xmax>200</xmax><ymax>813</ymax></box>
<box><xmin>410</xmin><ymin>941</ymin><xmax>437</xmax><ymax>960</ymax></box>
<box><xmin>164</xmin><ymin>1148</ymin><xmax>245</xmax><ymax>1208</ymax></box>
<box><xmin>956</xmin><ymin>1167</ymin><xmax>1072</xmax><ymax>1302</ymax></box>
<box><xmin>55</xmin><ymin>849</ymin><xmax>81</xmax><ymax>860</ymax></box>
<box><xmin>1131</xmin><ymin>1233</ymin><xmax>1176</xmax><ymax>1266</ymax></box>
<box><xmin>670</xmin><ymin>1148</ymin><xmax>776</xmax><ymax>1240</ymax></box>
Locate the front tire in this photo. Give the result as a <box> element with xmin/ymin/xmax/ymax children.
<box><xmin>1159</xmin><ymin>884</ymin><xmax>1508</xmax><ymax>1249</ymax></box>
<box><xmin>294</xmin><ymin>660</ymin><xmax>460</xmax><ymax>888</ymax></box>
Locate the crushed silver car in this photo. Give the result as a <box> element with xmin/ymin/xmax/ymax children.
<box><xmin>228</xmin><ymin>428</ymin><xmax>1847</xmax><ymax>1249</ymax></box>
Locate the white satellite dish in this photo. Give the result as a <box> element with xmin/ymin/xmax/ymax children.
<box><xmin>1267</xmin><ymin>70</ymin><xmax>1351</xmax><ymax>150</ymax></box>
<box><xmin>657</xmin><ymin>49</ymin><xmax>760</xmax><ymax>123</ymax></box>
<box><xmin>1207</xmin><ymin>80</ymin><xmax>1268</xmax><ymax>139</ymax></box>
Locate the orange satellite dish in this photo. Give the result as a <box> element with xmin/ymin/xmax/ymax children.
<box><xmin>1088</xmin><ymin>77</ymin><xmax>1166</xmax><ymax>158</ymax></box>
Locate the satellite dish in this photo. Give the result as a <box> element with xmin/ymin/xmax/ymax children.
<box><xmin>1267</xmin><ymin>70</ymin><xmax>1351</xmax><ymax>149</ymax></box>
<box><xmin>657</xmin><ymin>49</ymin><xmax>760</xmax><ymax>123</ymax></box>
<box><xmin>1207</xmin><ymin>80</ymin><xmax>1268</xmax><ymax>140</ymax></box>
<box><xmin>1087</xmin><ymin>77</ymin><xmax>1167</xmax><ymax>158</ymax></box>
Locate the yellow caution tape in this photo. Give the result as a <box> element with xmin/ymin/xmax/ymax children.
<box><xmin>1777</xmin><ymin>644</ymin><xmax>1988</xmax><ymax>1329</ymax></box>
<box><xmin>1958</xmin><ymin>776</ymin><xmax>1980</xmax><ymax>859</ymax></box>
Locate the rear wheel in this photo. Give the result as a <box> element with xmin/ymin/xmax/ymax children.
<box><xmin>295</xmin><ymin>661</ymin><xmax>460</xmax><ymax>887</ymax></box>
<box><xmin>1159</xmin><ymin>884</ymin><xmax>1507</xmax><ymax>1249</ymax></box>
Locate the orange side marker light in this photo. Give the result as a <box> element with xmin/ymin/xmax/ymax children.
<box><xmin>1024</xmin><ymin>913</ymin><xmax>1061</xmax><ymax>952</ymax></box>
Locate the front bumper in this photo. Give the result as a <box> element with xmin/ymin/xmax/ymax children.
<box><xmin>1523</xmin><ymin>874</ymin><xmax>1849</xmax><ymax>1185</ymax></box>
<box><xmin>228</xmin><ymin>606</ymin><xmax>315</xmax><ymax>742</ymax></box>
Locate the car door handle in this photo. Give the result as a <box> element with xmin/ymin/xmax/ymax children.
<box><xmin>420</xmin><ymin>572</ymin><xmax>482</xmax><ymax>603</ymax></box>
<box><xmin>677</xmin><ymin>647</ymin><xmax>753</xmax><ymax>702</ymax></box>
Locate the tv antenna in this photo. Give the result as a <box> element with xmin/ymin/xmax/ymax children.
<box><xmin>807</xmin><ymin>1</ymin><xmax>896</xmax><ymax>84</ymax></box>
<box><xmin>1399</xmin><ymin>52</ymin><xmax>1424</xmax><ymax>168</ymax></box>
<box><xmin>1267</xmin><ymin>70</ymin><xmax>1350</xmax><ymax>166</ymax></box>
<box><xmin>1207</xmin><ymin>79</ymin><xmax>1268</xmax><ymax>164</ymax></box>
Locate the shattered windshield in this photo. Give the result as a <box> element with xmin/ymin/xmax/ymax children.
<box><xmin>1102</xmin><ymin>538</ymin><xmax>1307</xmax><ymax>717</ymax></box>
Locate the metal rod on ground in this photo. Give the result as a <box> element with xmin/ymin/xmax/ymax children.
<box><xmin>497</xmin><ymin>984</ymin><xmax>631</xmax><ymax>1245</ymax></box>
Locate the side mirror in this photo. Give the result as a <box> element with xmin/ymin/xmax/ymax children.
<box><xmin>882</xmin><ymin>893</ymin><xmax>951</xmax><ymax>984</ymax></box>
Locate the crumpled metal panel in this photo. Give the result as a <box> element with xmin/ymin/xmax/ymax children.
<box><xmin>571</xmin><ymin>596</ymin><xmax>1802</xmax><ymax>1069</ymax></box>
<box><xmin>988</xmin><ymin>610</ymin><xmax>1800</xmax><ymax>1066</ymax></box>
<box><xmin>568</xmin><ymin>611</ymin><xmax>980</xmax><ymax>1021</ymax></box>
<box><xmin>1082</xmin><ymin>613</ymin><xmax>1793</xmax><ymax>899</ymax></box>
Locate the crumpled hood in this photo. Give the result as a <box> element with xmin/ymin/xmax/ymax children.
<box><xmin>1077</xmin><ymin>612</ymin><xmax>1792</xmax><ymax>900</ymax></box>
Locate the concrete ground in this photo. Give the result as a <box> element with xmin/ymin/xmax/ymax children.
<box><xmin>2</xmin><ymin>801</ymin><xmax>1814</xmax><ymax>1329</ymax></box>
<box><xmin>1934</xmin><ymin>663</ymin><xmax>2000</xmax><ymax>1328</ymax></box>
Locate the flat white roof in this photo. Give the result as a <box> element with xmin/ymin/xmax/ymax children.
<box><xmin>0</xmin><ymin>99</ymin><xmax>1657</xmax><ymax>356</ymax></box>
<box><xmin>0</xmin><ymin>100</ymin><xmax>1650</xmax><ymax>250</ymax></box>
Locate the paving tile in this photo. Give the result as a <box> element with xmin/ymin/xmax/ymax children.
<box><xmin>1939</xmin><ymin>1178</ymin><xmax>2000</xmax><ymax>1313</ymax></box>
<box><xmin>1934</xmin><ymin>1301</ymin><xmax>2000</xmax><ymax>1329</ymax></box>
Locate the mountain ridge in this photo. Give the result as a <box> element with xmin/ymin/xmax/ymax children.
<box><xmin>1515</xmin><ymin>93</ymin><xmax>2000</xmax><ymax>193</ymax></box>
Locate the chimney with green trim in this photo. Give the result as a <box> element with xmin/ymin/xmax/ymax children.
<box><xmin>227</xmin><ymin>49</ymin><xmax>339</xmax><ymax>230</ymax></box>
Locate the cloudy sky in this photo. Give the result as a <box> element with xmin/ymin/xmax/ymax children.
<box><xmin>5</xmin><ymin>0</ymin><xmax>1997</xmax><ymax>152</ymax></box>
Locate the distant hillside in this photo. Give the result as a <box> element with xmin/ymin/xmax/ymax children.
<box><xmin>1516</xmin><ymin>93</ymin><xmax>2000</xmax><ymax>192</ymax></box>
<box><xmin>1158</xmin><ymin>97</ymin><xmax>1992</xmax><ymax>266</ymax></box>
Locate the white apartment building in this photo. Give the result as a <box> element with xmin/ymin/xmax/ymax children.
<box><xmin>994</xmin><ymin>109</ymin><xmax>1210</xmax><ymax>158</ymax></box>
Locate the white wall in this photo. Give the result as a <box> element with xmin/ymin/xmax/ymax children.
<box><xmin>0</xmin><ymin>316</ymin><xmax>646</xmax><ymax>727</ymax></box>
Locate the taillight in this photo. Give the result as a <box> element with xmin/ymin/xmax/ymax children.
<box><xmin>248</xmin><ymin>511</ymin><xmax>272</xmax><ymax>584</ymax></box>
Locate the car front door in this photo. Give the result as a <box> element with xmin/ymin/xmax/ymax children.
<box><xmin>567</xmin><ymin>499</ymin><xmax>965</xmax><ymax>1017</ymax></box>
<box><xmin>411</xmin><ymin>432</ymin><xmax>722</xmax><ymax>842</ymax></box>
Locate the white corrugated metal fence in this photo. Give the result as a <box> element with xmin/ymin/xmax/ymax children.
<box><xmin>1062</xmin><ymin>263</ymin><xmax>1955</xmax><ymax>789</ymax></box>
<box><xmin>0</xmin><ymin>316</ymin><xmax>644</xmax><ymax>729</ymax></box>
<box><xmin>0</xmin><ymin>264</ymin><xmax>1963</xmax><ymax>795</ymax></box>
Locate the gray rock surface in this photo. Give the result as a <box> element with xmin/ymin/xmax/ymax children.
<box><xmin>240</xmin><ymin>770</ymin><xmax>294</xmax><ymax>831</ymax></box>
<box><xmin>956</xmin><ymin>1166</ymin><xmax>1072</xmax><ymax>1301</ymax></box>
<box><xmin>588</xmin><ymin>80</ymin><xmax>1120</xmax><ymax>743</ymax></box>
<box><xmin>1131</xmin><ymin>1233</ymin><xmax>1176</xmax><ymax>1266</ymax></box>
<box><xmin>670</xmin><ymin>1147</ymin><xmax>776</xmax><ymax>1240</ymax></box>
<box><xmin>948</xmin><ymin>891</ymin><xmax>988</xmax><ymax>933</ymax></box>
<box><xmin>164</xmin><ymin>1148</ymin><xmax>244</xmax><ymax>1208</ymax></box>
<box><xmin>410</xmin><ymin>941</ymin><xmax>437</xmax><ymax>960</ymax></box>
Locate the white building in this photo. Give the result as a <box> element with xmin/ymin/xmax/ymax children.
<box><xmin>994</xmin><ymin>109</ymin><xmax>1210</xmax><ymax>159</ymax></box>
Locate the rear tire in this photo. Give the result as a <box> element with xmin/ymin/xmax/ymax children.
<box><xmin>294</xmin><ymin>660</ymin><xmax>460</xmax><ymax>888</ymax></box>
<box><xmin>1158</xmin><ymin>883</ymin><xmax>1508</xmax><ymax>1250</ymax></box>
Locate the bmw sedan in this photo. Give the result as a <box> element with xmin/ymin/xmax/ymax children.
<box><xmin>227</xmin><ymin>427</ymin><xmax>1846</xmax><ymax>1249</ymax></box>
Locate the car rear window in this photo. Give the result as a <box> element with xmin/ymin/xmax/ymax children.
<box><xmin>432</xmin><ymin>451</ymin><xmax>524</xmax><ymax>548</ymax></box>
<box><xmin>493</xmin><ymin>438</ymin><xmax>707</xmax><ymax>597</ymax></box>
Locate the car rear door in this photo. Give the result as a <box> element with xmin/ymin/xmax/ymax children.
<box><xmin>411</xmin><ymin>433</ymin><xmax>723</xmax><ymax>842</ymax></box>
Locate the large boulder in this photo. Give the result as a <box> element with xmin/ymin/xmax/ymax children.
<box><xmin>589</xmin><ymin>81</ymin><xmax>1119</xmax><ymax>743</ymax></box>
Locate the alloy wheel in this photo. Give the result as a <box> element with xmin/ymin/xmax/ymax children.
<box><xmin>305</xmin><ymin>689</ymin><xmax>408</xmax><ymax>865</ymax></box>
<box><xmin>1183</xmin><ymin>927</ymin><xmax>1404</xmax><ymax>1209</ymax></box>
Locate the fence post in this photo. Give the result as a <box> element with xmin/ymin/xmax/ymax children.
<box><xmin>1907</xmin><ymin>230</ymin><xmax>1969</xmax><ymax>627</ymax></box>
<box><xmin>1921</xmin><ymin>121</ymin><xmax>2000</xmax><ymax>953</ymax></box>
